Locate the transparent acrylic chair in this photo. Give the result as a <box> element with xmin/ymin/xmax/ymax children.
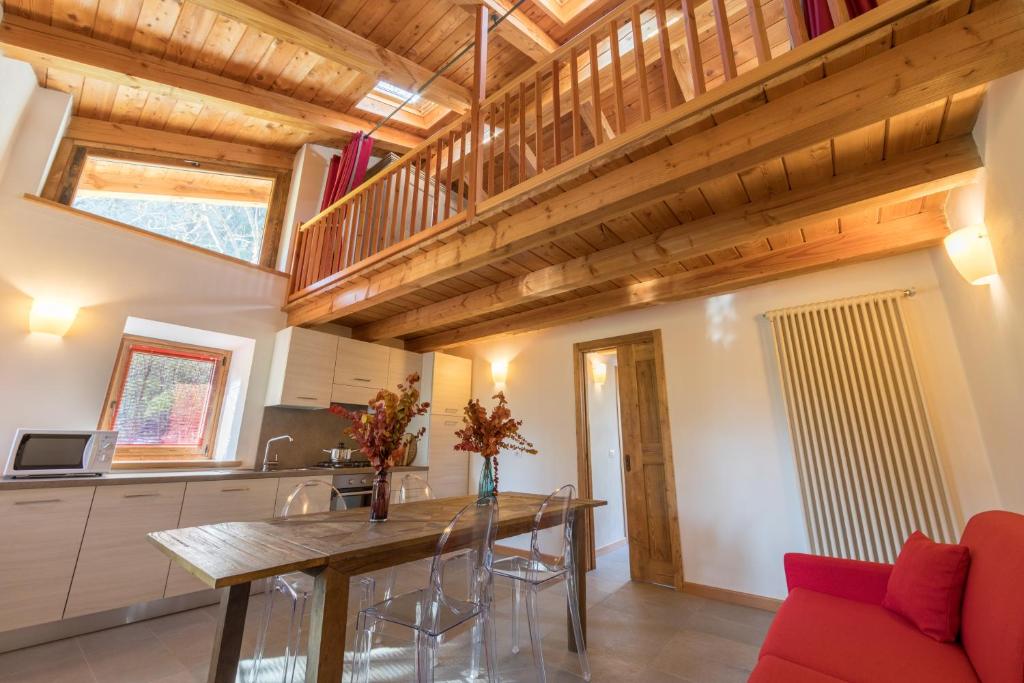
<box><xmin>349</xmin><ymin>497</ymin><xmax>500</xmax><ymax>683</ymax></box>
<box><xmin>250</xmin><ymin>479</ymin><xmax>345</xmax><ymax>683</ymax></box>
<box><xmin>382</xmin><ymin>475</ymin><xmax>435</xmax><ymax>600</ymax></box>
<box><xmin>492</xmin><ymin>484</ymin><xmax>590</xmax><ymax>682</ymax></box>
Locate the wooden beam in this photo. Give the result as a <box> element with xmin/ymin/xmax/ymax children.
<box><xmin>77</xmin><ymin>161</ymin><xmax>275</xmax><ymax>203</ymax></box>
<box><xmin>0</xmin><ymin>16</ymin><xmax>422</xmax><ymax>153</ymax></box>
<box><xmin>403</xmin><ymin>212</ymin><xmax>949</xmax><ymax>350</ymax></box>
<box><xmin>451</xmin><ymin>0</ymin><xmax>559</xmax><ymax>61</ymax></box>
<box><xmin>64</xmin><ymin>117</ymin><xmax>296</xmax><ymax>170</ymax></box>
<box><xmin>184</xmin><ymin>0</ymin><xmax>471</xmax><ymax>113</ymax></box>
<box><xmin>351</xmin><ymin>137</ymin><xmax>981</xmax><ymax>340</ymax></box>
<box><xmin>285</xmin><ymin>0</ymin><xmax>1024</xmax><ymax>326</ymax></box>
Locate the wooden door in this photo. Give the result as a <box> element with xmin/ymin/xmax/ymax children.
<box><xmin>616</xmin><ymin>339</ymin><xmax>681</xmax><ymax>588</ymax></box>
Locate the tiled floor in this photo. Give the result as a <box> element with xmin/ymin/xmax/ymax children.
<box><xmin>0</xmin><ymin>547</ymin><xmax>772</xmax><ymax>682</ymax></box>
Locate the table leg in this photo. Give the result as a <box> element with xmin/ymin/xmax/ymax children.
<box><xmin>568</xmin><ymin>512</ymin><xmax>588</xmax><ymax>654</ymax></box>
<box><xmin>207</xmin><ymin>582</ymin><xmax>251</xmax><ymax>683</ymax></box>
<box><xmin>305</xmin><ymin>565</ymin><xmax>351</xmax><ymax>683</ymax></box>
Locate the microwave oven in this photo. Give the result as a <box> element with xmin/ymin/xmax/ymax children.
<box><xmin>3</xmin><ymin>429</ymin><xmax>118</xmax><ymax>479</ymax></box>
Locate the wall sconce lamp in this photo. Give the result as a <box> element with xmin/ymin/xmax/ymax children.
<box><xmin>491</xmin><ymin>359</ymin><xmax>509</xmax><ymax>386</ymax></box>
<box><xmin>944</xmin><ymin>224</ymin><xmax>998</xmax><ymax>286</ymax></box>
<box><xmin>29</xmin><ymin>299</ymin><xmax>79</xmax><ymax>337</ymax></box>
<box><xmin>591</xmin><ymin>358</ymin><xmax>608</xmax><ymax>386</ymax></box>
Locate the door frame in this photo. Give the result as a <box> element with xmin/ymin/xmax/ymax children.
<box><xmin>572</xmin><ymin>329</ymin><xmax>685</xmax><ymax>589</ymax></box>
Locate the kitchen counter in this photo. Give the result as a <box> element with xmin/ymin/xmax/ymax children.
<box><xmin>0</xmin><ymin>464</ymin><xmax>428</xmax><ymax>490</ymax></box>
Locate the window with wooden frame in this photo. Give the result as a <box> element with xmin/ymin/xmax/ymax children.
<box><xmin>99</xmin><ymin>335</ymin><xmax>231</xmax><ymax>462</ymax></box>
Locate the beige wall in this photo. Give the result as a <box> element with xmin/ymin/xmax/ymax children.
<box><xmin>940</xmin><ymin>71</ymin><xmax>1024</xmax><ymax>512</ymax></box>
<box><xmin>458</xmin><ymin>251</ymin><xmax>1001</xmax><ymax>598</ymax></box>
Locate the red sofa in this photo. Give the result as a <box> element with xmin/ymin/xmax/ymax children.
<box><xmin>749</xmin><ymin>511</ymin><xmax>1024</xmax><ymax>683</ymax></box>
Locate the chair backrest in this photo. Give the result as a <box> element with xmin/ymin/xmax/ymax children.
<box><xmin>399</xmin><ymin>474</ymin><xmax>433</xmax><ymax>503</ymax></box>
<box><xmin>527</xmin><ymin>484</ymin><xmax>576</xmax><ymax>579</ymax></box>
<box><xmin>958</xmin><ymin>510</ymin><xmax>1024</xmax><ymax>683</ymax></box>
<box><xmin>424</xmin><ymin>497</ymin><xmax>498</xmax><ymax>632</ymax></box>
<box><xmin>281</xmin><ymin>479</ymin><xmax>344</xmax><ymax>517</ymax></box>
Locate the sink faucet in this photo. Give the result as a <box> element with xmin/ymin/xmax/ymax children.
<box><xmin>261</xmin><ymin>435</ymin><xmax>293</xmax><ymax>472</ymax></box>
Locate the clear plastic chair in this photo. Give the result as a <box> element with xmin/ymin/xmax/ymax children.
<box><xmin>250</xmin><ymin>479</ymin><xmax>345</xmax><ymax>683</ymax></box>
<box><xmin>349</xmin><ymin>497</ymin><xmax>500</xmax><ymax>683</ymax></box>
<box><xmin>382</xmin><ymin>475</ymin><xmax>436</xmax><ymax>601</ymax></box>
<box><xmin>492</xmin><ymin>484</ymin><xmax>590</xmax><ymax>682</ymax></box>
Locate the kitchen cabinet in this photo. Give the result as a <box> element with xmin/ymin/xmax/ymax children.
<box><xmin>265</xmin><ymin>326</ymin><xmax>339</xmax><ymax>408</ymax></box>
<box><xmin>424</xmin><ymin>414</ymin><xmax>469</xmax><ymax>497</ymax></box>
<box><xmin>331</xmin><ymin>337</ymin><xmax>390</xmax><ymax>405</ymax></box>
<box><xmin>0</xmin><ymin>487</ymin><xmax>94</xmax><ymax>632</ymax></box>
<box><xmin>65</xmin><ymin>483</ymin><xmax>186</xmax><ymax>618</ymax></box>
<box><xmin>164</xmin><ymin>478</ymin><xmax>278</xmax><ymax>597</ymax></box>
<box><xmin>388</xmin><ymin>348</ymin><xmax>422</xmax><ymax>389</ymax></box>
<box><xmin>421</xmin><ymin>352</ymin><xmax>472</xmax><ymax>416</ymax></box>
<box><xmin>274</xmin><ymin>475</ymin><xmax>334</xmax><ymax>516</ymax></box>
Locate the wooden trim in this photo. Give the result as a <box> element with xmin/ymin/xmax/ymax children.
<box><xmin>650</xmin><ymin>329</ymin><xmax>686</xmax><ymax>591</ymax></box>
<box><xmin>22</xmin><ymin>195</ymin><xmax>288</xmax><ymax>278</ymax></box>
<box><xmin>111</xmin><ymin>460</ymin><xmax>244</xmax><ymax>471</ymax></box>
<box><xmin>98</xmin><ymin>335</ymin><xmax>232</xmax><ymax>463</ymax></box>
<box><xmin>572</xmin><ymin>342</ymin><xmax>597</xmax><ymax>571</ymax></box>
<box><xmin>683</xmin><ymin>581</ymin><xmax>783</xmax><ymax>612</ymax></box>
<box><xmin>596</xmin><ymin>537</ymin><xmax>628</xmax><ymax>555</ymax></box>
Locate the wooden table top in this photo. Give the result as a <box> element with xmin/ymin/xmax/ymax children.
<box><xmin>148</xmin><ymin>492</ymin><xmax>606</xmax><ymax>588</ymax></box>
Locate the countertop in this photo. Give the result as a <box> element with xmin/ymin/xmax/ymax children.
<box><xmin>0</xmin><ymin>464</ymin><xmax>428</xmax><ymax>490</ymax></box>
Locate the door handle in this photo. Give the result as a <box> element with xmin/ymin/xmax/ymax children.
<box><xmin>624</xmin><ymin>454</ymin><xmax>632</xmax><ymax>472</ymax></box>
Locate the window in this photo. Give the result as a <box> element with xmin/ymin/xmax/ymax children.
<box><xmin>99</xmin><ymin>335</ymin><xmax>231</xmax><ymax>462</ymax></box>
<box><xmin>71</xmin><ymin>157</ymin><xmax>275</xmax><ymax>264</ymax></box>
<box><xmin>355</xmin><ymin>81</ymin><xmax>450</xmax><ymax>130</ymax></box>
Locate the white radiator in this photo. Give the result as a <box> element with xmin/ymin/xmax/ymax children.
<box><xmin>766</xmin><ymin>290</ymin><xmax>957</xmax><ymax>562</ymax></box>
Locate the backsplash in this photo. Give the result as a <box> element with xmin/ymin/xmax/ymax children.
<box><xmin>256</xmin><ymin>406</ymin><xmax>359</xmax><ymax>469</ymax></box>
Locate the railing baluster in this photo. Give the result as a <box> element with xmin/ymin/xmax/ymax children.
<box><xmin>682</xmin><ymin>0</ymin><xmax>707</xmax><ymax>96</ymax></box>
<box><xmin>570</xmin><ymin>46</ymin><xmax>582</xmax><ymax>157</ymax></box>
<box><xmin>589</xmin><ymin>34</ymin><xmax>603</xmax><ymax>146</ymax></box>
<box><xmin>459</xmin><ymin>122</ymin><xmax>468</xmax><ymax>212</ymax></box>
<box><xmin>397</xmin><ymin>163</ymin><xmax>409</xmax><ymax>243</ymax></box>
<box><xmin>420</xmin><ymin>146</ymin><xmax>431</xmax><ymax>233</ymax></box>
<box><xmin>630</xmin><ymin>6</ymin><xmax>651</xmax><ymax>122</ymax></box>
<box><xmin>608</xmin><ymin>18</ymin><xmax>626</xmax><ymax>134</ymax></box>
<box><xmin>551</xmin><ymin>59</ymin><xmax>563</xmax><ymax>165</ymax></box>
<box><xmin>503</xmin><ymin>91</ymin><xmax>512</xmax><ymax>190</ymax></box>
<box><xmin>488</xmin><ymin>102</ymin><xmax>497</xmax><ymax>194</ymax></box>
<box><xmin>826</xmin><ymin>0</ymin><xmax>851</xmax><ymax>26</ymax></box>
<box><xmin>782</xmin><ymin>0</ymin><xmax>810</xmax><ymax>47</ymax></box>
<box><xmin>535</xmin><ymin>72</ymin><xmax>545</xmax><ymax>174</ymax></box>
<box><xmin>746</xmin><ymin>0</ymin><xmax>772</xmax><ymax>64</ymax></box>
<box><xmin>518</xmin><ymin>82</ymin><xmax>528</xmax><ymax>181</ymax></box>
<box><xmin>655</xmin><ymin>0</ymin><xmax>683</xmax><ymax>108</ymax></box>
<box><xmin>432</xmin><ymin>139</ymin><xmax>443</xmax><ymax>227</ymax></box>
<box><xmin>712</xmin><ymin>0</ymin><xmax>738</xmax><ymax>80</ymax></box>
<box><xmin>444</xmin><ymin>133</ymin><xmax>454</xmax><ymax>221</ymax></box>
<box><xmin>330</xmin><ymin>210</ymin><xmax>343</xmax><ymax>273</ymax></box>
<box><xmin>410</xmin><ymin>154</ymin><xmax>422</xmax><ymax>236</ymax></box>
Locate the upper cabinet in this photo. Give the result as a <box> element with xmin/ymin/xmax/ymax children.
<box><xmin>421</xmin><ymin>352</ymin><xmax>473</xmax><ymax>416</ymax></box>
<box><xmin>265</xmin><ymin>327</ymin><xmax>338</xmax><ymax>409</ymax></box>
<box><xmin>388</xmin><ymin>348</ymin><xmax>423</xmax><ymax>389</ymax></box>
<box><xmin>331</xmin><ymin>338</ymin><xmax>390</xmax><ymax>405</ymax></box>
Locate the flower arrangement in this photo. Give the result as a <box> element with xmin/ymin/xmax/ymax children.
<box><xmin>454</xmin><ymin>392</ymin><xmax>536</xmax><ymax>495</ymax></box>
<box><xmin>330</xmin><ymin>373</ymin><xmax>430</xmax><ymax>473</ymax></box>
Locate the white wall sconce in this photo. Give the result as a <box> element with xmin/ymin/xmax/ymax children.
<box><xmin>29</xmin><ymin>299</ymin><xmax>79</xmax><ymax>337</ymax></box>
<box><xmin>944</xmin><ymin>224</ymin><xmax>998</xmax><ymax>286</ymax></box>
<box><xmin>591</xmin><ymin>358</ymin><xmax>608</xmax><ymax>386</ymax></box>
<box><xmin>491</xmin><ymin>359</ymin><xmax>509</xmax><ymax>386</ymax></box>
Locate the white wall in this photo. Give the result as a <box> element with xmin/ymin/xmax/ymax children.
<box><xmin>939</xmin><ymin>71</ymin><xmax>1024</xmax><ymax>512</ymax></box>
<box><xmin>0</xmin><ymin>57</ymin><xmax>38</xmax><ymax>184</ymax></box>
<box><xmin>585</xmin><ymin>352</ymin><xmax>627</xmax><ymax>551</ymax></box>
<box><xmin>0</xmin><ymin>67</ymin><xmax>288</xmax><ymax>468</ymax></box>
<box><xmin>458</xmin><ymin>251</ymin><xmax>1001</xmax><ymax>599</ymax></box>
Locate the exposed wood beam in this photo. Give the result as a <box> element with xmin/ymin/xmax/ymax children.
<box><xmin>0</xmin><ymin>16</ymin><xmax>422</xmax><ymax>153</ymax></box>
<box><xmin>404</xmin><ymin>212</ymin><xmax>949</xmax><ymax>350</ymax></box>
<box><xmin>285</xmin><ymin>0</ymin><xmax>1024</xmax><ymax>327</ymax></box>
<box><xmin>77</xmin><ymin>162</ymin><xmax>273</xmax><ymax>203</ymax></box>
<box><xmin>451</xmin><ymin>0</ymin><xmax>559</xmax><ymax>61</ymax></box>
<box><xmin>184</xmin><ymin>0</ymin><xmax>472</xmax><ymax>113</ymax></box>
<box><xmin>352</xmin><ymin>137</ymin><xmax>980</xmax><ymax>341</ymax></box>
<box><xmin>65</xmin><ymin>117</ymin><xmax>297</xmax><ymax>169</ymax></box>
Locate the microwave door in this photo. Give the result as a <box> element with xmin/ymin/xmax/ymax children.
<box><xmin>15</xmin><ymin>434</ymin><xmax>90</xmax><ymax>471</ymax></box>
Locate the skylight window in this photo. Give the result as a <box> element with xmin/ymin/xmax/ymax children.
<box><xmin>375</xmin><ymin>81</ymin><xmax>420</xmax><ymax>105</ymax></box>
<box><xmin>355</xmin><ymin>81</ymin><xmax>449</xmax><ymax>130</ymax></box>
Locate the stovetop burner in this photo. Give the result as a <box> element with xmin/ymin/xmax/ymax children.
<box><xmin>315</xmin><ymin>460</ymin><xmax>372</xmax><ymax>469</ymax></box>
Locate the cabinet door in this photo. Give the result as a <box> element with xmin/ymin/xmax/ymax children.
<box><xmin>266</xmin><ymin>327</ymin><xmax>338</xmax><ymax>408</ymax></box>
<box><xmin>388</xmin><ymin>349</ymin><xmax>422</xmax><ymax>389</ymax></box>
<box><xmin>65</xmin><ymin>483</ymin><xmax>186</xmax><ymax>618</ymax></box>
<box><xmin>330</xmin><ymin>382</ymin><xmax>377</xmax><ymax>407</ymax></box>
<box><xmin>274</xmin><ymin>475</ymin><xmax>334</xmax><ymax>516</ymax></box>
<box><xmin>427</xmin><ymin>353</ymin><xmax>473</xmax><ymax>416</ymax></box>
<box><xmin>0</xmin><ymin>487</ymin><xmax>94</xmax><ymax>631</ymax></box>
<box><xmin>334</xmin><ymin>338</ymin><xmax>389</xmax><ymax>389</ymax></box>
<box><xmin>426</xmin><ymin>414</ymin><xmax>469</xmax><ymax>497</ymax></box>
<box><xmin>165</xmin><ymin>478</ymin><xmax>278</xmax><ymax>597</ymax></box>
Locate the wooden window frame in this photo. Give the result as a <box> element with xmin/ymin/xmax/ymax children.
<box><xmin>98</xmin><ymin>334</ymin><xmax>232</xmax><ymax>463</ymax></box>
<box><xmin>43</xmin><ymin>143</ymin><xmax>291</xmax><ymax>269</ymax></box>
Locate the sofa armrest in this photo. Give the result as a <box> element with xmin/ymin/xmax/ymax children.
<box><xmin>784</xmin><ymin>553</ymin><xmax>893</xmax><ymax>605</ymax></box>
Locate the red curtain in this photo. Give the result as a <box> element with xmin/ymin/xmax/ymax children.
<box><xmin>804</xmin><ymin>0</ymin><xmax>876</xmax><ymax>38</ymax></box>
<box><xmin>320</xmin><ymin>132</ymin><xmax>375</xmax><ymax>211</ymax></box>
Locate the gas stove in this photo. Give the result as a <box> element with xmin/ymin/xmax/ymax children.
<box><xmin>314</xmin><ymin>460</ymin><xmax>372</xmax><ymax>469</ymax></box>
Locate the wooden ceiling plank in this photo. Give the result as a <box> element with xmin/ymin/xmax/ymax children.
<box><xmin>183</xmin><ymin>0</ymin><xmax>472</xmax><ymax>111</ymax></box>
<box><xmin>0</xmin><ymin>15</ymin><xmax>422</xmax><ymax>151</ymax></box>
<box><xmin>404</xmin><ymin>211</ymin><xmax>950</xmax><ymax>350</ymax></box>
<box><xmin>351</xmin><ymin>137</ymin><xmax>981</xmax><ymax>340</ymax></box>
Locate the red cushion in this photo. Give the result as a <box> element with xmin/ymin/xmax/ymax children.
<box><xmin>882</xmin><ymin>531</ymin><xmax>971</xmax><ymax>642</ymax></box>
<box><xmin>761</xmin><ymin>588</ymin><xmax>979</xmax><ymax>683</ymax></box>
<box><xmin>958</xmin><ymin>510</ymin><xmax>1024</xmax><ymax>683</ymax></box>
<box><xmin>750</xmin><ymin>655</ymin><xmax>848</xmax><ymax>682</ymax></box>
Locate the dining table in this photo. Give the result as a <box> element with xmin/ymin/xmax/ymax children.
<box><xmin>148</xmin><ymin>491</ymin><xmax>606</xmax><ymax>683</ymax></box>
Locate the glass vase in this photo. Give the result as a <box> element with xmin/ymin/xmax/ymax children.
<box><xmin>370</xmin><ymin>469</ymin><xmax>390</xmax><ymax>522</ymax></box>
<box><xmin>478</xmin><ymin>457</ymin><xmax>496</xmax><ymax>497</ymax></box>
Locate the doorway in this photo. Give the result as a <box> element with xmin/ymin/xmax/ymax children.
<box><xmin>574</xmin><ymin>331</ymin><xmax>684</xmax><ymax>589</ymax></box>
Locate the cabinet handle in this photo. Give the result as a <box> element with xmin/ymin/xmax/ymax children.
<box><xmin>123</xmin><ymin>493</ymin><xmax>161</xmax><ymax>499</ymax></box>
<box><xmin>221</xmin><ymin>487</ymin><xmax>250</xmax><ymax>492</ymax></box>
<box><xmin>444</xmin><ymin>421</ymin><xmax>458</xmax><ymax>427</ymax></box>
<box><xmin>352</xmin><ymin>377</ymin><xmax>372</xmax><ymax>382</ymax></box>
<box><xmin>297</xmin><ymin>396</ymin><xmax>319</xmax><ymax>400</ymax></box>
<box><xmin>444</xmin><ymin>408</ymin><xmax>457</xmax><ymax>414</ymax></box>
<box><xmin>14</xmin><ymin>498</ymin><xmax>61</xmax><ymax>505</ymax></box>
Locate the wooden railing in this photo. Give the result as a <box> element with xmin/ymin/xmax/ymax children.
<box><xmin>287</xmin><ymin>0</ymin><xmax>851</xmax><ymax>299</ymax></box>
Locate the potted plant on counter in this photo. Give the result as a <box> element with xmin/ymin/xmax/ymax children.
<box><xmin>330</xmin><ymin>373</ymin><xmax>429</xmax><ymax>521</ymax></box>
<box><xmin>454</xmin><ymin>392</ymin><xmax>537</xmax><ymax>497</ymax></box>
